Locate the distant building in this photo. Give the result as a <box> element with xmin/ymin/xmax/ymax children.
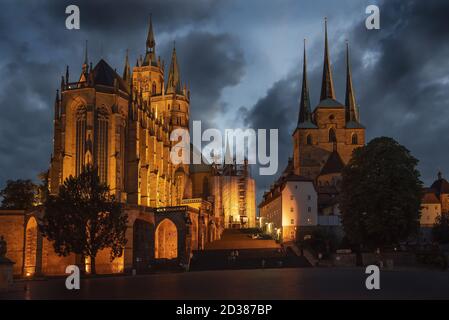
<box><xmin>421</xmin><ymin>189</ymin><xmax>442</xmax><ymax>227</ymax></box>
<box><xmin>420</xmin><ymin>172</ymin><xmax>449</xmax><ymax>241</ymax></box>
<box><xmin>259</xmin><ymin>159</ymin><xmax>317</xmax><ymax>242</ymax></box>
<box><xmin>211</xmin><ymin>159</ymin><xmax>256</xmax><ymax>229</ymax></box>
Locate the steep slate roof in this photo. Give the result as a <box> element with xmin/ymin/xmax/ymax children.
<box><xmin>431</xmin><ymin>177</ymin><xmax>449</xmax><ymax>196</ymax></box>
<box><xmin>320</xmin><ymin>151</ymin><xmax>345</xmax><ymax>176</ymax></box>
<box><xmin>422</xmin><ymin>189</ymin><xmax>441</xmax><ymax>204</ymax></box>
<box><xmin>92</xmin><ymin>59</ymin><xmax>129</xmax><ymax>93</ymax></box>
<box><xmin>297</xmin><ymin>121</ymin><xmax>318</xmax><ymax>129</ymax></box>
<box><xmin>316</xmin><ymin>98</ymin><xmax>344</xmax><ymax>108</ymax></box>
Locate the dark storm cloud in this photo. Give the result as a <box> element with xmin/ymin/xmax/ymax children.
<box><xmin>242</xmin><ymin>73</ymin><xmax>298</xmax><ymax>198</ymax></box>
<box><xmin>43</xmin><ymin>0</ymin><xmax>219</xmax><ymax>34</ymax></box>
<box><xmin>243</xmin><ymin>0</ymin><xmax>449</xmax><ymax>201</ymax></box>
<box><xmin>348</xmin><ymin>0</ymin><xmax>449</xmax><ymax>185</ymax></box>
<box><xmin>0</xmin><ymin>0</ymin><xmax>242</xmax><ymax>189</ymax></box>
<box><xmin>160</xmin><ymin>32</ymin><xmax>245</xmax><ymax>128</ymax></box>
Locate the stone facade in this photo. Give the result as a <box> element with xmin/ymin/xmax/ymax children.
<box><xmin>0</xmin><ymin>17</ymin><xmax>226</xmax><ymax>277</ymax></box>
<box><xmin>49</xmin><ymin>17</ymin><xmax>189</xmax><ymax>208</ymax></box>
<box><xmin>259</xmin><ymin>159</ymin><xmax>318</xmax><ymax>242</ymax></box>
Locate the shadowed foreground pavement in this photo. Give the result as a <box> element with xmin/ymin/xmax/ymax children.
<box><xmin>1</xmin><ymin>267</ymin><xmax>449</xmax><ymax>300</ymax></box>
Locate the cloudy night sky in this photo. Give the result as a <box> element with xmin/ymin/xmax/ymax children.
<box><xmin>1</xmin><ymin>0</ymin><xmax>448</xmax><ymax>203</ymax></box>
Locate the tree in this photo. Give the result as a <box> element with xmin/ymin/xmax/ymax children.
<box><xmin>340</xmin><ymin>137</ymin><xmax>423</xmax><ymax>250</ymax></box>
<box><xmin>41</xmin><ymin>165</ymin><xmax>128</xmax><ymax>274</ymax></box>
<box><xmin>0</xmin><ymin>179</ymin><xmax>38</xmax><ymax>209</ymax></box>
<box><xmin>37</xmin><ymin>170</ymin><xmax>50</xmax><ymax>205</ymax></box>
<box><xmin>433</xmin><ymin>213</ymin><xmax>449</xmax><ymax>244</ymax></box>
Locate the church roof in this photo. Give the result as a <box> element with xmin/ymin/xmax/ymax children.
<box><xmin>431</xmin><ymin>177</ymin><xmax>449</xmax><ymax>196</ymax></box>
<box><xmin>92</xmin><ymin>59</ymin><xmax>129</xmax><ymax>93</ymax></box>
<box><xmin>320</xmin><ymin>151</ymin><xmax>345</xmax><ymax>176</ymax></box>
<box><xmin>422</xmin><ymin>189</ymin><xmax>441</xmax><ymax>204</ymax></box>
<box><xmin>316</xmin><ymin>98</ymin><xmax>344</xmax><ymax>108</ymax></box>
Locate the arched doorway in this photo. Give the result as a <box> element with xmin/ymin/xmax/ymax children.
<box><xmin>155</xmin><ymin>219</ymin><xmax>178</xmax><ymax>259</ymax></box>
<box><xmin>133</xmin><ymin>219</ymin><xmax>152</xmax><ymax>271</ymax></box>
<box><xmin>24</xmin><ymin>217</ymin><xmax>38</xmax><ymax>276</ymax></box>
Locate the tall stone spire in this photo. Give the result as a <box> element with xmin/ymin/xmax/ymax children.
<box><xmin>320</xmin><ymin>17</ymin><xmax>336</xmax><ymax>101</ymax></box>
<box><xmin>166</xmin><ymin>42</ymin><xmax>181</xmax><ymax>94</ymax></box>
<box><xmin>81</xmin><ymin>40</ymin><xmax>89</xmax><ymax>80</ymax></box>
<box><xmin>345</xmin><ymin>41</ymin><xmax>358</xmax><ymax>122</ymax></box>
<box><xmin>298</xmin><ymin>39</ymin><xmax>313</xmax><ymax>125</ymax></box>
<box><xmin>143</xmin><ymin>14</ymin><xmax>156</xmax><ymax>66</ymax></box>
<box><xmin>123</xmin><ymin>49</ymin><xmax>131</xmax><ymax>85</ymax></box>
<box><xmin>83</xmin><ymin>40</ymin><xmax>88</xmax><ymax>66</ymax></box>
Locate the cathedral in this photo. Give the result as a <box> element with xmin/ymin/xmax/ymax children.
<box><xmin>0</xmin><ymin>17</ymin><xmax>255</xmax><ymax>276</ymax></box>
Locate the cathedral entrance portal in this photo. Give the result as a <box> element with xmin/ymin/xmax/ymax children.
<box><xmin>155</xmin><ymin>218</ymin><xmax>178</xmax><ymax>259</ymax></box>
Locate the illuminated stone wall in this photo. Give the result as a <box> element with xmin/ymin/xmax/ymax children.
<box><xmin>0</xmin><ymin>210</ymin><xmax>25</xmax><ymax>275</ymax></box>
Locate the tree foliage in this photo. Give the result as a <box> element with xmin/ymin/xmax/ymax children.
<box><xmin>433</xmin><ymin>213</ymin><xmax>449</xmax><ymax>244</ymax></box>
<box><xmin>340</xmin><ymin>137</ymin><xmax>423</xmax><ymax>249</ymax></box>
<box><xmin>41</xmin><ymin>165</ymin><xmax>128</xmax><ymax>274</ymax></box>
<box><xmin>0</xmin><ymin>179</ymin><xmax>38</xmax><ymax>209</ymax></box>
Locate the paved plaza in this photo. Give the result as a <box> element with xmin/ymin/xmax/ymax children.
<box><xmin>1</xmin><ymin>267</ymin><xmax>448</xmax><ymax>300</ymax></box>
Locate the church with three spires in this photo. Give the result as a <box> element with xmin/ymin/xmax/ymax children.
<box><xmin>259</xmin><ymin>19</ymin><xmax>365</xmax><ymax>242</ymax></box>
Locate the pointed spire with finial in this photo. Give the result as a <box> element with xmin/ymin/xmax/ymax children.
<box><xmin>82</xmin><ymin>40</ymin><xmax>88</xmax><ymax>74</ymax></box>
<box><xmin>123</xmin><ymin>49</ymin><xmax>131</xmax><ymax>85</ymax></box>
<box><xmin>438</xmin><ymin>171</ymin><xmax>443</xmax><ymax>180</ymax></box>
<box><xmin>143</xmin><ymin>14</ymin><xmax>156</xmax><ymax>66</ymax></box>
<box><xmin>345</xmin><ymin>41</ymin><xmax>358</xmax><ymax>123</ymax></box>
<box><xmin>65</xmin><ymin>65</ymin><xmax>69</xmax><ymax>85</ymax></box>
<box><xmin>224</xmin><ymin>135</ymin><xmax>233</xmax><ymax>166</ymax></box>
<box><xmin>298</xmin><ymin>39</ymin><xmax>314</xmax><ymax>126</ymax></box>
<box><xmin>146</xmin><ymin>13</ymin><xmax>155</xmax><ymax>51</ymax></box>
<box><xmin>166</xmin><ymin>41</ymin><xmax>181</xmax><ymax>94</ymax></box>
<box><xmin>320</xmin><ymin>17</ymin><xmax>335</xmax><ymax>101</ymax></box>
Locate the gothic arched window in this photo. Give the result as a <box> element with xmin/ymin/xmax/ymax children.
<box><xmin>75</xmin><ymin>107</ymin><xmax>87</xmax><ymax>176</ymax></box>
<box><xmin>329</xmin><ymin>128</ymin><xmax>337</xmax><ymax>143</ymax></box>
<box><xmin>352</xmin><ymin>133</ymin><xmax>358</xmax><ymax>145</ymax></box>
<box><xmin>306</xmin><ymin>134</ymin><xmax>313</xmax><ymax>145</ymax></box>
<box><xmin>152</xmin><ymin>82</ymin><xmax>156</xmax><ymax>95</ymax></box>
<box><xmin>95</xmin><ymin>108</ymin><xmax>109</xmax><ymax>183</ymax></box>
<box><xmin>118</xmin><ymin>117</ymin><xmax>126</xmax><ymax>191</ymax></box>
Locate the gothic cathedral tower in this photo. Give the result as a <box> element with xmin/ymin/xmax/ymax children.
<box><xmin>49</xmin><ymin>16</ymin><xmax>191</xmax><ymax>208</ymax></box>
<box><xmin>128</xmin><ymin>15</ymin><xmax>190</xmax><ymax>207</ymax></box>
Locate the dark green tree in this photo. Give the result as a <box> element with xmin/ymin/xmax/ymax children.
<box><xmin>432</xmin><ymin>213</ymin><xmax>449</xmax><ymax>244</ymax></box>
<box><xmin>0</xmin><ymin>179</ymin><xmax>38</xmax><ymax>209</ymax></box>
<box><xmin>340</xmin><ymin>137</ymin><xmax>423</xmax><ymax>250</ymax></box>
<box><xmin>37</xmin><ymin>170</ymin><xmax>50</xmax><ymax>205</ymax></box>
<box><xmin>41</xmin><ymin>165</ymin><xmax>128</xmax><ymax>274</ymax></box>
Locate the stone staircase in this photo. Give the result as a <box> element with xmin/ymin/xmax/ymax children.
<box><xmin>190</xmin><ymin>229</ymin><xmax>311</xmax><ymax>271</ymax></box>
